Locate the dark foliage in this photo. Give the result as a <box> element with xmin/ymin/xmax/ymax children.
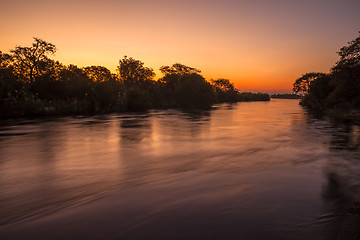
<box><xmin>0</xmin><ymin>38</ymin><xmax>270</xmax><ymax>117</ymax></box>
<box><xmin>294</xmin><ymin>32</ymin><xmax>360</xmax><ymax>113</ymax></box>
<box><xmin>237</xmin><ymin>92</ymin><xmax>271</xmax><ymax>101</ymax></box>
<box><xmin>118</xmin><ymin>56</ymin><xmax>155</xmax><ymax>88</ymax></box>
<box><xmin>271</xmin><ymin>94</ymin><xmax>301</xmax><ymax>99</ymax></box>
<box><xmin>159</xmin><ymin>63</ymin><xmax>201</xmax><ymax>75</ymax></box>
<box><xmin>211</xmin><ymin>78</ymin><xmax>238</xmax><ymax>102</ymax></box>
<box><xmin>174</xmin><ymin>73</ymin><xmax>216</xmax><ymax>109</ymax></box>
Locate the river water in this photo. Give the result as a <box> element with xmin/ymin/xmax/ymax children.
<box><xmin>0</xmin><ymin>99</ymin><xmax>359</xmax><ymax>239</ymax></box>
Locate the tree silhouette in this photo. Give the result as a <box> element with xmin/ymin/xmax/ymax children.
<box><xmin>211</xmin><ymin>78</ymin><xmax>239</xmax><ymax>102</ymax></box>
<box><xmin>0</xmin><ymin>51</ymin><xmax>12</xmax><ymax>68</ymax></box>
<box><xmin>159</xmin><ymin>63</ymin><xmax>200</xmax><ymax>76</ymax></box>
<box><xmin>32</xmin><ymin>59</ymin><xmax>64</xmax><ymax>100</ymax></box>
<box><xmin>59</xmin><ymin>65</ymin><xmax>92</xmax><ymax>100</ymax></box>
<box><xmin>332</xmin><ymin>31</ymin><xmax>360</xmax><ymax>72</ymax></box>
<box><xmin>117</xmin><ymin>56</ymin><xmax>155</xmax><ymax>87</ymax></box>
<box><xmin>84</xmin><ymin>66</ymin><xmax>115</xmax><ymax>82</ymax></box>
<box><xmin>293</xmin><ymin>72</ymin><xmax>326</xmax><ymax>94</ymax></box>
<box><xmin>174</xmin><ymin>73</ymin><xmax>216</xmax><ymax>109</ymax></box>
<box><xmin>10</xmin><ymin>37</ymin><xmax>56</xmax><ymax>83</ymax></box>
<box><xmin>294</xmin><ymin>31</ymin><xmax>360</xmax><ymax>111</ymax></box>
<box><xmin>211</xmin><ymin>78</ymin><xmax>235</xmax><ymax>92</ymax></box>
<box><xmin>0</xmin><ymin>38</ymin><xmax>270</xmax><ymax>117</ymax></box>
<box><xmin>0</xmin><ymin>52</ymin><xmax>21</xmax><ymax>102</ymax></box>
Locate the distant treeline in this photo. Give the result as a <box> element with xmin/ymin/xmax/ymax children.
<box><xmin>293</xmin><ymin>32</ymin><xmax>360</xmax><ymax>117</ymax></box>
<box><xmin>271</xmin><ymin>94</ymin><xmax>301</xmax><ymax>99</ymax></box>
<box><xmin>0</xmin><ymin>38</ymin><xmax>270</xmax><ymax>117</ymax></box>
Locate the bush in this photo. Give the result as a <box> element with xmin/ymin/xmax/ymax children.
<box><xmin>126</xmin><ymin>87</ymin><xmax>153</xmax><ymax>111</ymax></box>
<box><xmin>174</xmin><ymin>73</ymin><xmax>216</xmax><ymax>109</ymax></box>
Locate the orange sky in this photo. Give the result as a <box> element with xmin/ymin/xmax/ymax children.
<box><xmin>1</xmin><ymin>0</ymin><xmax>360</xmax><ymax>93</ymax></box>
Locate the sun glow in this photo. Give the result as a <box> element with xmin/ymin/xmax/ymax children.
<box><xmin>1</xmin><ymin>0</ymin><xmax>360</xmax><ymax>92</ymax></box>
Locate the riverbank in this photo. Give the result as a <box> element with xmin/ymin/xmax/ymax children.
<box><xmin>0</xmin><ymin>92</ymin><xmax>270</xmax><ymax>119</ymax></box>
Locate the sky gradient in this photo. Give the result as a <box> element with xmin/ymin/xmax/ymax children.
<box><xmin>1</xmin><ymin>0</ymin><xmax>360</xmax><ymax>92</ymax></box>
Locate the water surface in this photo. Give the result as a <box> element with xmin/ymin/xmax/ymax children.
<box><xmin>0</xmin><ymin>99</ymin><xmax>360</xmax><ymax>239</ymax></box>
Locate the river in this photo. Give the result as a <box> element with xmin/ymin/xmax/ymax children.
<box><xmin>0</xmin><ymin>99</ymin><xmax>359</xmax><ymax>239</ymax></box>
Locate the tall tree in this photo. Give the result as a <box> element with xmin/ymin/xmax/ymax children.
<box><xmin>10</xmin><ymin>37</ymin><xmax>56</xmax><ymax>83</ymax></box>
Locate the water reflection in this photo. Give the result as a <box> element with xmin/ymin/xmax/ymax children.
<box><xmin>0</xmin><ymin>100</ymin><xmax>360</xmax><ymax>239</ymax></box>
<box><xmin>119</xmin><ymin>115</ymin><xmax>151</xmax><ymax>143</ymax></box>
<box><xmin>297</xmin><ymin>115</ymin><xmax>360</xmax><ymax>239</ymax></box>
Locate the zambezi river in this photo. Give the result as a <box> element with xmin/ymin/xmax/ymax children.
<box><xmin>0</xmin><ymin>99</ymin><xmax>360</xmax><ymax>240</ymax></box>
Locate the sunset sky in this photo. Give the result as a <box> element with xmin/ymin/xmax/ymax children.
<box><xmin>1</xmin><ymin>0</ymin><xmax>359</xmax><ymax>92</ymax></box>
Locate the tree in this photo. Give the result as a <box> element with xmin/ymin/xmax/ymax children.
<box><xmin>332</xmin><ymin>31</ymin><xmax>360</xmax><ymax>72</ymax></box>
<box><xmin>155</xmin><ymin>64</ymin><xmax>218</xmax><ymax>108</ymax></box>
<box><xmin>308</xmin><ymin>74</ymin><xmax>332</xmax><ymax>99</ymax></box>
<box><xmin>84</xmin><ymin>66</ymin><xmax>115</xmax><ymax>82</ymax></box>
<box><xmin>31</xmin><ymin>59</ymin><xmax>65</xmax><ymax>100</ymax></box>
<box><xmin>59</xmin><ymin>65</ymin><xmax>92</xmax><ymax>99</ymax></box>
<box><xmin>0</xmin><ymin>52</ymin><xmax>22</xmax><ymax>101</ymax></box>
<box><xmin>0</xmin><ymin>51</ymin><xmax>12</xmax><ymax>68</ymax></box>
<box><xmin>158</xmin><ymin>63</ymin><xmax>202</xmax><ymax>92</ymax></box>
<box><xmin>174</xmin><ymin>73</ymin><xmax>216</xmax><ymax>109</ymax></box>
<box><xmin>159</xmin><ymin>63</ymin><xmax>200</xmax><ymax>76</ymax></box>
<box><xmin>10</xmin><ymin>37</ymin><xmax>56</xmax><ymax>83</ymax></box>
<box><xmin>329</xmin><ymin>32</ymin><xmax>360</xmax><ymax>108</ymax></box>
<box><xmin>211</xmin><ymin>78</ymin><xmax>235</xmax><ymax>92</ymax></box>
<box><xmin>117</xmin><ymin>56</ymin><xmax>155</xmax><ymax>87</ymax></box>
<box><xmin>211</xmin><ymin>78</ymin><xmax>239</xmax><ymax>102</ymax></box>
<box><xmin>294</xmin><ymin>32</ymin><xmax>360</xmax><ymax>111</ymax></box>
<box><xmin>293</xmin><ymin>72</ymin><xmax>326</xmax><ymax>94</ymax></box>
